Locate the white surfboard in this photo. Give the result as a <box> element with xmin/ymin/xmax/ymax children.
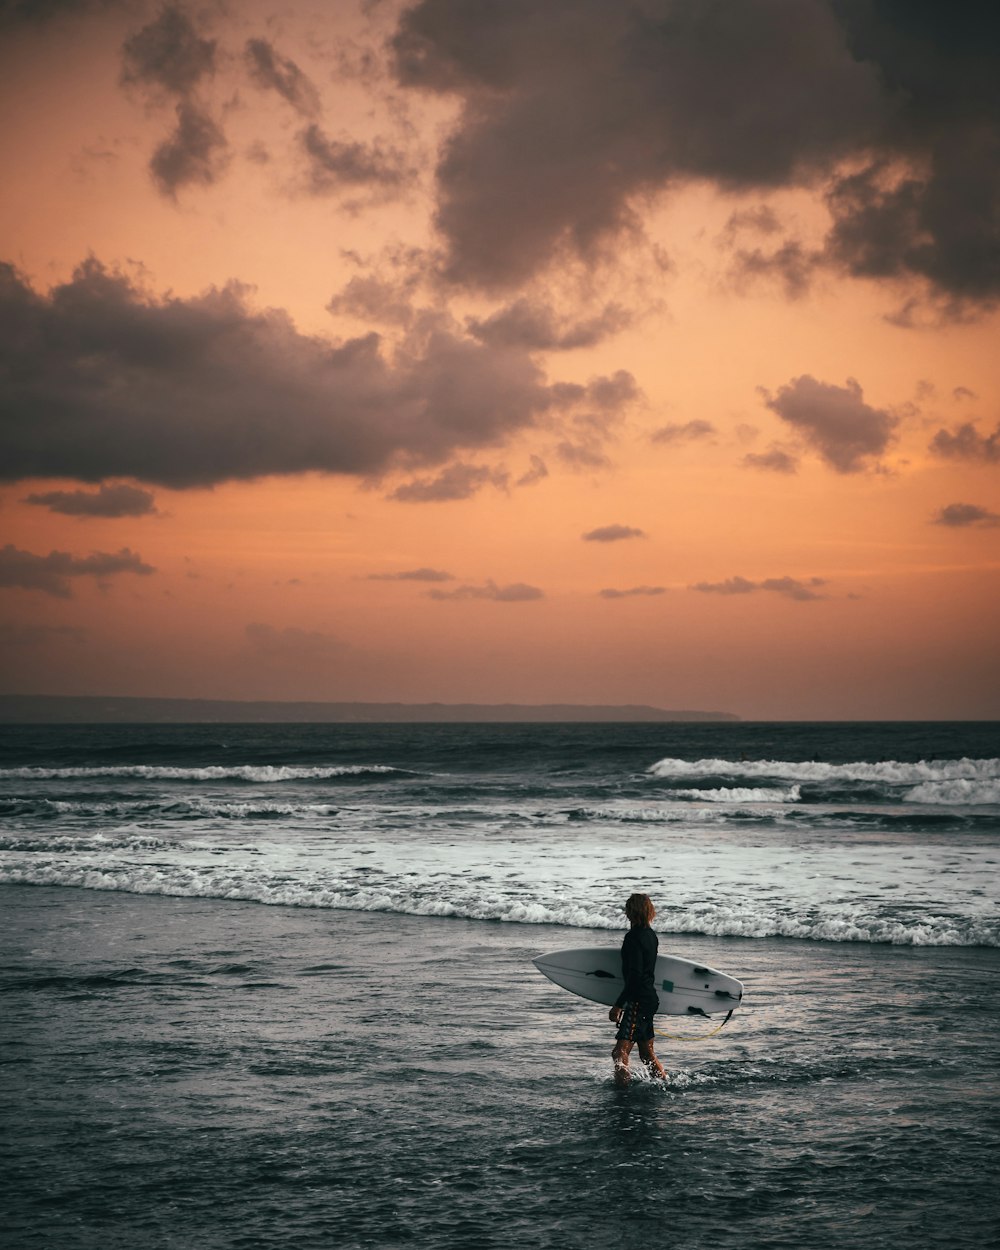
<box><xmin>533</xmin><ymin>946</ymin><xmax>743</xmax><ymax>1017</ymax></box>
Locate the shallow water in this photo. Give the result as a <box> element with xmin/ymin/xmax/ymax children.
<box><xmin>2</xmin><ymin>721</ymin><xmax>998</xmax><ymax>1246</ymax></box>
<box><xmin>2</xmin><ymin>886</ymin><xmax>998</xmax><ymax>1249</ymax></box>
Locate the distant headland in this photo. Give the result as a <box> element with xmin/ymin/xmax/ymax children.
<box><xmin>0</xmin><ymin>695</ymin><xmax>740</xmax><ymax>724</ymax></box>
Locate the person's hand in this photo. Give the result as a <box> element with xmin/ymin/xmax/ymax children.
<box><xmin>609</xmin><ymin>1006</ymin><xmax>622</xmax><ymax>1023</ymax></box>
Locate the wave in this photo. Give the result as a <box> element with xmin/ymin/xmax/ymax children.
<box><xmin>647</xmin><ymin>756</ymin><xmax>1000</xmax><ymax>802</ymax></box>
<box><xmin>2</xmin><ymin>863</ymin><xmax>996</xmax><ymax>946</ymax></box>
<box><xmin>0</xmin><ymin>764</ymin><xmax>412</xmax><ymax>783</ymax></box>
<box><xmin>670</xmin><ymin>785</ymin><xmax>801</xmax><ymax>803</ymax></box>
<box><xmin>903</xmin><ymin>778</ymin><xmax>1000</xmax><ymax>805</ymax></box>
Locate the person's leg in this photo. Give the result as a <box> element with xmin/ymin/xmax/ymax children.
<box><xmin>611</xmin><ymin>1039</ymin><xmax>633</xmax><ymax>1086</ymax></box>
<box><xmin>637</xmin><ymin>1038</ymin><xmax>666</xmax><ymax>1079</ymax></box>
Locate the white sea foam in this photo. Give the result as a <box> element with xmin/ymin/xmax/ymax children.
<box><xmin>670</xmin><ymin>786</ymin><xmax>801</xmax><ymax>803</ymax></box>
<box><xmin>1</xmin><ymin>857</ymin><xmax>996</xmax><ymax>946</ymax></box>
<box><xmin>903</xmin><ymin>778</ymin><xmax>1000</xmax><ymax>805</ymax></box>
<box><xmin>647</xmin><ymin>756</ymin><xmax>999</xmax><ymax>786</ymax></box>
<box><xmin>0</xmin><ymin>764</ymin><xmax>405</xmax><ymax>782</ymax></box>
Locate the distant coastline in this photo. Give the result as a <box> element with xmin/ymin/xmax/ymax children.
<box><xmin>0</xmin><ymin>695</ymin><xmax>739</xmax><ymax>724</ymax></box>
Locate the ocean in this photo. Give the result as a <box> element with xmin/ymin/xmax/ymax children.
<box><xmin>1</xmin><ymin>721</ymin><xmax>998</xmax><ymax>1248</ymax></box>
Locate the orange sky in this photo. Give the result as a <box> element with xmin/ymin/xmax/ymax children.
<box><xmin>1</xmin><ymin>0</ymin><xmax>998</xmax><ymax>718</ymax></box>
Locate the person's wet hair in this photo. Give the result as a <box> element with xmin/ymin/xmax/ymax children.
<box><xmin>624</xmin><ymin>893</ymin><xmax>655</xmax><ymax>926</ymax></box>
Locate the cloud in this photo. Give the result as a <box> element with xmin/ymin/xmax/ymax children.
<box><xmin>245</xmin><ymin>622</ymin><xmax>347</xmax><ymax>663</ymax></box>
<box><xmin>0</xmin><ymin>622</ymin><xmax>88</xmax><ymax>646</ymax></box>
<box><xmin>729</xmin><ymin>239</ymin><xmax>818</xmax><ymax>299</ymax></box>
<box><xmin>390</xmin><ymin>0</ymin><xmax>884</xmax><ymax>292</ymax></box>
<box><xmin>742</xmin><ymin>447</ymin><xmax>799</xmax><ymax>474</ymax></box>
<box><xmin>150</xmin><ymin>100</ymin><xmax>228</xmax><ymax>197</ymax></box>
<box><xmin>428</xmin><ymin>579</ymin><xmax>543</xmax><ymax>602</ymax></box>
<box><xmin>759</xmin><ymin>576</ymin><xmax>827</xmax><ymax>601</ymax></box>
<box><xmin>0</xmin><ymin>544</ymin><xmax>155</xmax><ymax>598</ymax></box>
<box><xmin>23</xmin><ymin>483</ymin><xmax>158</xmax><ymax>518</ymax></box>
<box><xmin>301</xmin><ymin>124</ymin><xmax>412</xmax><ymax>196</ymax></box>
<box><xmin>245</xmin><ymin>38</ymin><xmax>321</xmax><ymax>118</ymax></box>
<box><xmin>691</xmin><ymin>575</ymin><xmax>826</xmax><ymax>601</ymax></box>
<box><xmin>388</xmin><ymin>2</ymin><xmax>1000</xmax><ymax>308</ymax></box>
<box><xmin>119</xmin><ymin>6</ymin><xmax>227</xmax><ymax>199</ymax></box>
<box><xmin>929</xmin><ymin>422</ymin><xmax>1000</xmax><ymax>464</ymax></box>
<box><xmin>367</xmin><ymin>567</ymin><xmax>454</xmax><ymax>582</ymax></box>
<box><xmin>466</xmin><ymin>299</ymin><xmax>632</xmax><ymax>351</ymax></box>
<box><xmin>516</xmin><ymin>454</ymin><xmax>548</xmax><ymax>487</ymax></box>
<box><xmin>760</xmin><ymin>375</ymin><xmax>897</xmax><ymax>473</ymax></box>
<box><xmin>0</xmin><ymin>1</ymin><xmax>114</xmax><ymax>25</ymax></box>
<box><xmin>650</xmin><ymin>419</ymin><xmax>715</xmax><ymax>445</ymax></box>
<box><xmin>931</xmin><ymin>503</ymin><xmax>1000</xmax><ymax>528</ymax></box>
<box><xmin>0</xmin><ymin>259</ymin><xmax>635</xmax><ymax>488</ymax></box>
<box><xmin>598</xmin><ymin>585</ymin><xmax>666</xmax><ymax>599</ymax></box>
<box><xmin>120</xmin><ymin>4</ymin><xmax>216</xmax><ymax>97</ymax></box>
<box><xmin>582</xmin><ymin>524</ymin><xmax>646</xmax><ymax>543</ymax></box>
<box><xmin>953</xmin><ymin>386</ymin><xmax>977</xmax><ymax>401</ymax></box>
<box><xmin>390</xmin><ymin>462</ymin><xmax>508</xmax><ymax>502</ymax></box>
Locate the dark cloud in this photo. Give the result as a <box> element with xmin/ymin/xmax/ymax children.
<box><xmin>722</xmin><ymin>206</ymin><xmax>783</xmax><ymax>239</ymax></box>
<box><xmin>301</xmin><ymin>124</ymin><xmax>412</xmax><ymax>195</ymax></box>
<box><xmin>582</xmin><ymin>524</ymin><xmax>646</xmax><ymax>543</ymax></box>
<box><xmin>23</xmin><ymin>483</ymin><xmax>157</xmax><ymax>518</ymax></box>
<box><xmin>0</xmin><ymin>622</ymin><xmax>88</xmax><ymax>645</ymax></box>
<box><xmin>729</xmin><ymin>240</ymin><xmax>817</xmax><ymax>299</ymax></box>
<box><xmin>428</xmin><ymin>579</ymin><xmax>543</xmax><ymax>602</ymax></box>
<box><xmin>953</xmin><ymin>386</ymin><xmax>977</xmax><ymax>401</ymax></box>
<box><xmin>245</xmin><ymin>623</ymin><xmax>347</xmax><ymax>663</ymax></box>
<box><xmin>558</xmin><ymin>369</ymin><xmax>639</xmax><ymax>412</ymax></box>
<box><xmin>119</xmin><ymin>6</ymin><xmax>227</xmax><ymax>199</ymax></box>
<box><xmin>0</xmin><ymin>544</ymin><xmax>154</xmax><ymax>598</ymax></box>
<box><xmin>245</xmin><ymin>38</ymin><xmax>321</xmax><ymax>118</ymax></box>
<box><xmin>691</xmin><ymin>575</ymin><xmax>757</xmax><ymax>596</ymax></box>
<box><xmin>650</xmin><ymin>419</ymin><xmax>715</xmax><ymax>445</ymax></box>
<box><xmin>761</xmin><ymin>375</ymin><xmax>897</xmax><ymax>472</ymax></box>
<box><xmin>598</xmin><ymin>585</ymin><xmax>666</xmax><ymax>599</ymax></box>
<box><xmin>691</xmin><ymin>575</ymin><xmax>826</xmax><ymax>601</ymax></box>
<box><xmin>516</xmin><ymin>454</ymin><xmax>548</xmax><ymax>487</ymax></box>
<box><xmin>121</xmin><ymin>4</ymin><xmax>215</xmax><ymax>97</ymax></box>
<box><xmin>742</xmin><ymin>447</ymin><xmax>799</xmax><ymax>474</ymax></box>
<box><xmin>466</xmin><ymin>299</ymin><xmax>632</xmax><ymax>351</ymax></box>
<box><xmin>0</xmin><ymin>260</ymin><xmax>634</xmax><ymax>488</ymax></box>
<box><xmin>150</xmin><ymin>100</ymin><xmax>228</xmax><ymax>197</ymax></box>
<box><xmin>929</xmin><ymin>421</ymin><xmax>1000</xmax><ymax>464</ymax></box>
<box><xmin>931</xmin><ymin>503</ymin><xmax>1000</xmax><ymax>528</ymax></box>
<box><xmin>760</xmin><ymin>575</ymin><xmax>827</xmax><ymax>601</ymax></box>
<box><xmin>367</xmin><ymin>567</ymin><xmax>454</xmax><ymax>582</ymax></box>
<box><xmin>390</xmin><ymin>462</ymin><xmax>508</xmax><ymax>502</ymax></box>
<box><xmin>0</xmin><ymin>0</ymin><xmax>118</xmax><ymax>24</ymax></box>
<box><xmin>327</xmin><ymin>272</ymin><xmax>420</xmax><ymax>327</ymax></box>
<box><xmin>388</xmin><ymin>1</ymin><xmax>1000</xmax><ymax>307</ymax></box>
<box><xmin>391</xmin><ymin>0</ymin><xmax>884</xmax><ymax>292</ymax></box>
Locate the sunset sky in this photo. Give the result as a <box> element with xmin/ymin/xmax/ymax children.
<box><xmin>1</xmin><ymin>0</ymin><xmax>998</xmax><ymax>719</ymax></box>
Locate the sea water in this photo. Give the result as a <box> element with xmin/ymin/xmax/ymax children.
<box><xmin>1</xmin><ymin>721</ymin><xmax>998</xmax><ymax>1248</ymax></box>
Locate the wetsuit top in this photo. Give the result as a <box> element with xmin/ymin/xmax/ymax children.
<box><xmin>614</xmin><ymin>925</ymin><xmax>659</xmax><ymax>1011</ymax></box>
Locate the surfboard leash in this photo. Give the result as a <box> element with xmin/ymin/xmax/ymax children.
<box><xmin>654</xmin><ymin>1007</ymin><xmax>735</xmax><ymax>1042</ymax></box>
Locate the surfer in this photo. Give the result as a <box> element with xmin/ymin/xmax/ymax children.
<box><xmin>609</xmin><ymin>893</ymin><xmax>667</xmax><ymax>1085</ymax></box>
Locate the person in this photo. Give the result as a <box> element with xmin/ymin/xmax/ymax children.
<box><xmin>608</xmin><ymin>892</ymin><xmax>667</xmax><ymax>1085</ymax></box>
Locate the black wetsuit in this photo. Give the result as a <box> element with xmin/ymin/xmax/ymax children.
<box><xmin>614</xmin><ymin>925</ymin><xmax>659</xmax><ymax>1042</ymax></box>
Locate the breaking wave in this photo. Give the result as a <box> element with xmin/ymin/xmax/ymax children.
<box><xmin>2</xmin><ymin>861</ymin><xmax>996</xmax><ymax>947</ymax></box>
<box><xmin>0</xmin><ymin>764</ymin><xmax>410</xmax><ymax>783</ymax></box>
<box><xmin>647</xmin><ymin>756</ymin><xmax>1000</xmax><ymax>804</ymax></box>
